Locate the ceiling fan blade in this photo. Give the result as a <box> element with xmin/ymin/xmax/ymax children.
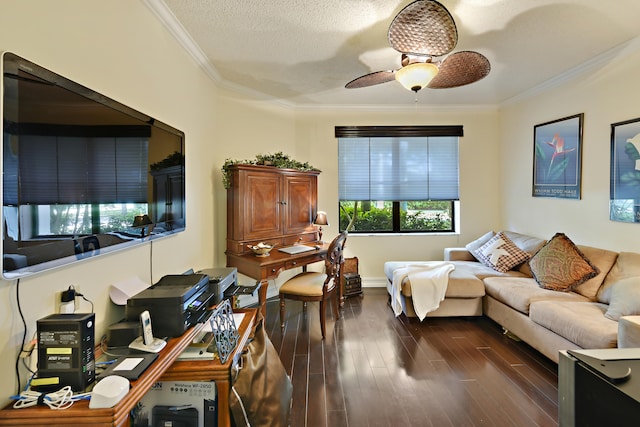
<box><xmin>428</xmin><ymin>51</ymin><xmax>490</xmax><ymax>89</ymax></box>
<box><xmin>345</xmin><ymin>70</ymin><xmax>397</xmax><ymax>89</ymax></box>
<box><xmin>388</xmin><ymin>0</ymin><xmax>458</xmax><ymax>57</ymax></box>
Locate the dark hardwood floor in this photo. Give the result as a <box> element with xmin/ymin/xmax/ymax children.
<box><xmin>263</xmin><ymin>288</ymin><xmax>559</xmax><ymax>427</ymax></box>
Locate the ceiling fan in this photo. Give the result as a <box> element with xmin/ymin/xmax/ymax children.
<box><xmin>345</xmin><ymin>0</ymin><xmax>490</xmax><ymax>93</ymax></box>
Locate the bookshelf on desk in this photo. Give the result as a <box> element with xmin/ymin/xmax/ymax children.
<box><xmin>0</xmin><ymin>308</ymin><xmax>257</xmax><ymax>427</ymax></box>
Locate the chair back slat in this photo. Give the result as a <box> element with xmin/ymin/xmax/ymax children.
<box><xmin>323</xmin><ymin>231</ymin><xmax>348</xmax><ymax>293</ymax></box>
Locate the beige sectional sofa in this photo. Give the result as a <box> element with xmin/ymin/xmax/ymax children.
<box><xmin>384</xmin><ymin>231</ymin><xmax>640</xmax><ymax>363</ymax></box>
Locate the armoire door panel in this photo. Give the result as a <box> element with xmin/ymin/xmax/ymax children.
<box><xmin>245</xmin><ymin>173</ymin><xmax>282</xmax><ymax>239</ymax></box>
<box><xmin>284</xmin><ymin>176</ymin><xmax>316</xmax><ymax>234</ymax></box>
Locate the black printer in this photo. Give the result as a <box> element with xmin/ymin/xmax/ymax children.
<box><xmin>197</xmin><ymin>267</ymin><xmax>238</xmax><ymax>304</ymax></box>
<box><xmin>125</xmin><ymin>273</ymin><xmax>213</xmax><ymax>338</ymax></box>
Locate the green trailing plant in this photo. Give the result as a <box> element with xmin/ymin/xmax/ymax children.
<box><xmin>221</xmin><ymin>152</ymin><xmax>319</xmax><ymax>189</ymax></box>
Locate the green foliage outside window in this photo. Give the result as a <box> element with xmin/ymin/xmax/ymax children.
<box><xmin>46</xmin><ymin>204</ymin><xmax>147</xmax><ymax>235</ymax></box>
<box><xmin>339</xmin><ymin>200</ymin><xmax>453</xmax><ymax>233</ymax></box>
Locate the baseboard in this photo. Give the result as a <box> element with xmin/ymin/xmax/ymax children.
<box><xmin>362</xmin><ymin>277</ymin><xmax>386</xmax><ymax>288</ymax></box>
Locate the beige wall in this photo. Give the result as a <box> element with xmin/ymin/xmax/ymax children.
<box><xmin>500</xmin><ymin>38</ymin><xmax>640</xmax><ymax>251</ymax></box>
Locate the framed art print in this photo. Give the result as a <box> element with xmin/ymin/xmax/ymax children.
<box><xmin>532</xmin><ymin>113</ymin><xmax>583</xmax><ymax>199</ymax></box>
<box><xmin>610</xmin><ymin>117</ymin><xmax>640</xmax><ymax>223</ymax></box>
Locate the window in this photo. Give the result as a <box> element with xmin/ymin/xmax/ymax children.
<box><xmin>336</xmin><ymin>125</ymin><xmax>462</xmax><ymax>234</ymax></box>
<box><xmin>5</xmin><ymin>135</ymin><xmax>150</xmax><ymax>239</ymax></box>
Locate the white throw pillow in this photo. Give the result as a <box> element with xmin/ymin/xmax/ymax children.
<box><xmin>474</xmin><ymin>231</ymin><xmax>530</xmax><ymax>273</ymax></box>
<box><xmin>465</xmin><ymin>231</ymin><xmax>495</xmax><ymax>260</ymax></box>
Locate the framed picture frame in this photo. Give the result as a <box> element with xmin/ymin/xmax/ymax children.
<box><xmin>610</xmin><ymin>117</ymin><xmax>640</xmax><ymax>223</ymax></box>
<box><xmin>532</xmin><ymin>113</ymin><xmax>583</xmax><ymax>199</ymax></box>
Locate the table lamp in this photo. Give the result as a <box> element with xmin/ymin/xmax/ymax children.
<box><xmin>314</xmin><ymin>211</ymin><xmax>329</xmax><ymax>243</ymax></box>
<box><xmin>132</xmin><ymin>214</ymin><xmax>154</xmax><ymax>237</ymax></box>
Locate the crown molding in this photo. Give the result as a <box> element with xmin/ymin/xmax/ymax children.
<box><xmin>501</xmin><ymin>35</ymin><xmax>640</xmax><ymax>107</ymax></box>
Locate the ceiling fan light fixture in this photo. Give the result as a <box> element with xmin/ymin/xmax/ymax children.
<box><xmin>395</xmin><ymin>62</ymin><xmax>439</xmax><ymax>92</ymax></box>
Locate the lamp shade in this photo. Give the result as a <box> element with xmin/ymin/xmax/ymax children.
<box><xmin>132</xmin><ymin>214</ymin><xmax>153</xmax><ymax>227</ymax></box>
<box><xmin>395</xmin><ymin>62</ymin><xmax>439</xmax><ymax>92</ymax></box>
<box><xmin>314</xmin><ymin>211</ymin><xmax>329</xmax><ymax>226</ymax></box>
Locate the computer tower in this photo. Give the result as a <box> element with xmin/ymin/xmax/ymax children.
<box><xmin>36</xmin><ymin>313</ymin><xmax>95</xmax><ymax>392</ymax></box>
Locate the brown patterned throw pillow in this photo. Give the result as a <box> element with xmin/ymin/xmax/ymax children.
<box><xmin>529</xmin><ymin>233</ymin><xmax>599</xmax><ymax>291</ymax></box>
<box><xmin>474</xmin><ymin>231</ymin><xmax>530</xmax><ymax>273</ymax></box>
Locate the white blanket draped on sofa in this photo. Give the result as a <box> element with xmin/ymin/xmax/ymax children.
<box><xmin>391</xmin><ymin>262</ymin><xmax>455</xmax><ymax>321</ymax></box>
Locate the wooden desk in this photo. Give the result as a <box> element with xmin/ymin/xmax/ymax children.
<box><xmin>227</xmin><ymin>243</ymin><xmax>334</xmax><ymax>313</ymax></box>
<box><xmin>0</xmin><ymin>309</ymin><xmax>257</xmax><ymax>427</ymax></box>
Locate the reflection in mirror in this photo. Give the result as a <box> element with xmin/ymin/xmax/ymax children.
<box><xmin>1</xmin><ymin>52</ymin><xmax>186</xmax><ymax>279</ymax></box>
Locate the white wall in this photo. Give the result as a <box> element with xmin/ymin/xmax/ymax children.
<box><xmin>0</xmin><ymin>0</ymin><xmax>220</xmax><ymax>402</ymax></box>
<box><xmin>500</xmin><ymin>38</ymin><xmax>640</xmax><ymax>251</ymax></box>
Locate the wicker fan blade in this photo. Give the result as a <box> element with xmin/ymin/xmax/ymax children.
<box><xmin>388</xmin><ymin>0</ymin><xmax>457</xmax><ymax>57</ymax></box>
<box><xmin>428</xmin><ymin>51</ymin><xmax>490</xmax><ymax>89</ymax></box>
<box><xmin>345</xmin><ymin>70</ymin><xmax>397</xmax><ymax>89</ymax></box>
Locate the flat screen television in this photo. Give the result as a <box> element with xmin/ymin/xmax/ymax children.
<box><xmin>1</xmin><ymin>52</ymin><xmax>186</xmax><ymax>279</ymax></box>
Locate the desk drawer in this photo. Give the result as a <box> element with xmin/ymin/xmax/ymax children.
<box><xmin>262</xmin><ymin>263</ymin><xmax>286</xmax><ymax>279</ymax></box>
<box><xmin>286</xmin><ymin>254</ymin><xmax>325</xmax><ymax>269</ymax></box>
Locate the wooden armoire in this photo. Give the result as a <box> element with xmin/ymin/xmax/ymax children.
<box><xmin>226</xmin><ymin>164</ymin><xmax>320</xmax><ymax>255</ymax></box>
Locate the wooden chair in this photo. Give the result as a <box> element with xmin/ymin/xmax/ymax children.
<box><xmin>279</xmin><ymin>231</ymin><xmax>347</xmax><ymax>339</ymax></box>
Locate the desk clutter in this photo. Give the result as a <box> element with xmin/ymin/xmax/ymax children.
<box><xmin>9</xmin><ymin>269</ymin><xmax>242</xmax><ymax>413</ymax></box>
<box><xmin>177</xmin><ymin>300</ymin><xmax>242</xmax><ymax>363</ymax></box>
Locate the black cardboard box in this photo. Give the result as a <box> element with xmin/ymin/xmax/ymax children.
<box><xmin>343</xmin><ymin>273</ymin><xmax>362</xmax><ymax>298</ymax></box>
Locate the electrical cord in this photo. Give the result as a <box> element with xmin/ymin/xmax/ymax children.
<box><xmin>63</xmin><ymin>285</ymin><xmax>95</xmax><ymax>313</ymax></box>
<box><xmin>14</xmin><ymin>278</ymin><xmax>27</xmax><ymax>396</ymax></box>
<box><xmin>77</xmin><ymin>292</ymin><xmax>94</xmax><ymax>313</ymax></box>
<box><xmin>149</xmin><ymin>239</ymin><xmax>154</xmax><ymax>285</ymax></box>
<box><xmin>10</xmin><ymin>386</ymin><xmax>91</xmax><ymax>410</ymax></box>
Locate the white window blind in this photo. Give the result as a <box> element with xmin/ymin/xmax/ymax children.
<box><xmin>337</xmin><ymin>126</ymin><xmax>461</xmax><ymax>201</ymax></box>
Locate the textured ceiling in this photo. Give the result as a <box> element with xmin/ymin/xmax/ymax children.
<box><xmin>146</xmin><ymin>0</ymin><xmax>640</xmax><ymax>109</ymax></box>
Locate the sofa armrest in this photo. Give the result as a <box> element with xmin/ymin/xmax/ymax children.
<box><xmin>444</xmin><ymin>248</ymin><xmax>476</xmax><ymax>262</ymax></box>
<box><xmin>618</xmin><ymin>316</ymin><xmax>640</xmax><ymax>348</ymax></box>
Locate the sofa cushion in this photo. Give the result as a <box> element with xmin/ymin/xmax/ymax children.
<box><xmin>503</xmin><ymin>230</ymin><xmax>547</xmax><ymax>254</ymax></box>
<box><xmin>528</xmin><ymin>233</ymin><xmax>599</xmax><ymax>291</ymax></box>
<box><xmin>573</xmin><ymin>245</ymin><xmax>618</xmax><ymax>300</ymax></box>
<box><xmin>465</xmin><ymin>231</ymin><xmax>494</xmax><ymax>261</ymax></box>
<box><xmin>597</xmin><ymin>252</ymin><xmax>640</xmax><ymax>304</ymax></box>
<box><xmin>483</xmin><ymin>277</ymin><xmax>588</xmax><ymax>315</ymax></box>
<box><xmin>473</xmin><ymin>232</ymin><xmax>531</xmax><ymax>273</ymax></box>
<box><xmin>619</xmin><ymin>316</ymin><xmax>640</xmax><ymax>348</ymax></box>
<box><xmin>503</xmin><ymin>231</ymin><xmax>547</xmax><ymax>276</ymax></box>
<box><xmin>529</xmin><ymin>300</ymin><xmax>617</xmax><ymax>349</ymax></box>
<box><xmin>605</xmin><ymin>276</ymin><xmax>640</xmax><ymax>321</ymax></box>
<box><xmin>384</xmin><ymin>261</ymin><xmax>486</xmax><ymax>298</ymax></box>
